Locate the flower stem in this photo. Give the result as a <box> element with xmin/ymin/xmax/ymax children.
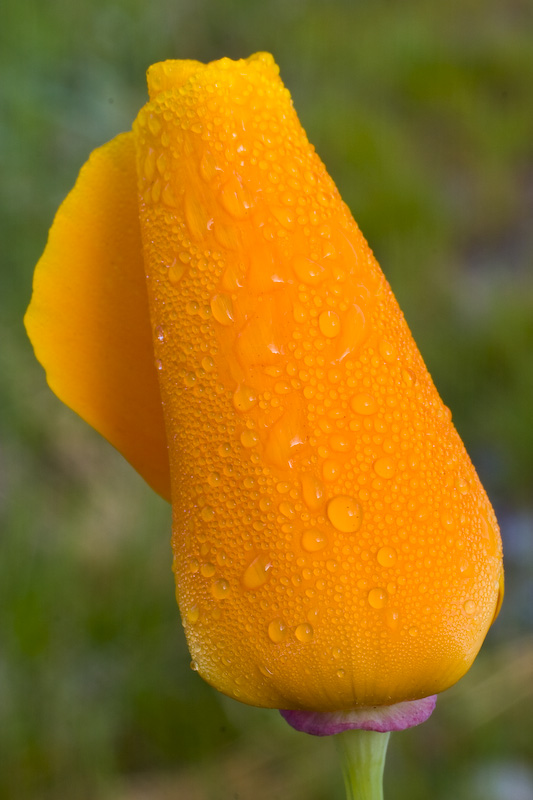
<box><xmin>335</xmin><ymin>730</ymin><xmax>390</xmax><ymax>800</ymax></box>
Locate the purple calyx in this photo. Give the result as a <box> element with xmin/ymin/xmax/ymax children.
<box><xmin>280</xmin><ymin>695</ymin><xmax>437</xmax><ymax>736</ymax></box>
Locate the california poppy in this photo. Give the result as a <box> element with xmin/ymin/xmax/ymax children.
<box><xmin>25</xmin><ymin>53</ymin><xmax>503</xmax><ymax>745</ymax></box>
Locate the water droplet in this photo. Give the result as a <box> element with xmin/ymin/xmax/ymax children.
<box><xmin>319</xmin><ymin>310</ymin><xmax>341</xmax><ymax>338</ymax></box>
<box><xmin>211</xmin><ymin>579</ymin><xmax>230</xmax><ymax>600</ymax></box>
<box><xmin>281</xmin><ymin>190</ymin><xmax>296</xmax><ymax>206</ymax></box>
<box><xmin>455</xmin><ymin>476</ymin><xmax>469</xmax><ymax>495</ymax></box>
<box><xmin>143</xmin><ymin>149</ymin><xmax>156</xmax><ymax>181</ymax></box>
<box><xmin>233</xmin><ymin>384</ymin><xmax>257</xmax><ymax>412</ymax></box>
<box><xmin>242</xmin><ymin>553</ymin><xmax>272</xmax><ymax>590</ymax></box>
<box><xmin>155</xmin><ymin>151</ymin><xmax>167</xmax><ymax>176</ymax></box>
<box><xmin>440</xmin><ymin>511</ymin><xmax>455</xmax><ymax>529</ymax></box>
<box><xmin>458</xmin><ymin>557</ymin><xmax>470</xmax><ymax>573</ymax></box>
<box><xmin>408</xmin><ymin>626</ymin><xmax>418</xmax><ymax>637</ymax></box>
<box><xmin>377</xmin><ymin>546</ymin><xmax>397</xmax><ymax>567</ymax></box>
<box><xmin>301</xmin><ymin>473</ymin><xmax>325</xmax><ymax>510</ymax></box>
<box><xmin>368</xmin><ymin>587</ymin><xmax>388</xmax><ymax>609</ymax></box>
<box><xmin>402</xmin><ymin>368</ymin><xmax>416</xmax><ymax>387</ymax></box>
<box><xmin>162</xmin><ymin>182</ymin><xmax>177</xmax><ymax>207</ymax></box>
<box><xmin>279</xmin><ymin>501</ymin><xmax>295</xmax><ymax>519</ymax></box>
<box><xmin>155</xmin><ymin>358</ymin><xmax>163</xmax><ymax>371</ymax></box>
<box><xmin>218</xmin><ymin>443</ymin><xmax>231</xmax><ymax>458</ymax></box>
<box><xmin>168</xmin><ymin>260</ymin><xmax>187</xmax><ymax>284</ymax></box>
<box><xmin>202</xmin><ymin>356</ymin><xmax>215</xmax><ymax>372</ymax></box>
<box><xmin>201</xmin><ymin>562</ymin><xmax>216</xmax><ymax>578</ymax></box>
<box><xmin>332</xmin><ymin>647</ymin><xmax>341</xmax><ymax>660</ymax></box>
<box><xmin>272</xmin><ymin>206</ymin><xmax>296</xmax><ymax>230</ymax></box>
<box><xmin>201</xmin><ymin>506</ymin><xmax>215</xmax><ymax>522</ymax></box>
<box><xmin>188</xmin><ymin>558</ymin><xmax>200</xmax><ymax>573</ymax></box>
<box><xmin>210</xmin><ymin>293</ymin><xmax>234</xmax><ymax>325</ymax></box>
<box><xmin>148</xmin><ymin>114</ymin><xmax>161</xmax><ymax>136</ymax></box>
<box><xmin>330</xmin><ymin>434</ymin><xmax>352</xmax><ymax>453</ymax></box>
<box><xmin>151</xmin><ymin>179</ymin><xmax>162</xmax><ymax>203</ymax></box>
<box><xmin>327</xmin><ymin>496</ymin><xmax>363</xmax><ymax>533</ymax></box>
<box><xmin>463</xmin><ymin>600</ymin><xmax>476</xmax><ymax>615</ymax></box>
<box><xmin>350</xmin><ymin>393</ymin><xmax>377</xmax><ymax>415</ymax></box>
<box><xmin>199</xmin><ymin>149</ymin><xmax>217</xmax><ymax>182</ymax></box>
<box><xmin>322</xmin><ymin>460</ymin><xmax>341</xmax><ymax>483</ymax></box>
<box><xmin>379</xmin><ymin>339</ymin><xmax>396</xmax><ymax>363</ymax></box>
<box><xmin>336</xmin><ymin>669</ymin><xmax>345</xmax><ymax>678</ymax></box>
<box><xmin>240</xmin><ymin>430</ymin><xmax>259</xmax><ymax>448</ymax></box>
<box><xmin>373</xmin><ymin>457</ymin><xmax>396</xmax><ymax>479</ymax></box>
<box><xmin>259</xmin><ymin>497</ymin><xmax>272</xmax><ymax>512</ymax></box>
<box><xmin>293</xmin><ymin>255</ymin><xmax>326</xmax><ymax>285</ymax></box>
<box><xmin>479</xmin><ymin>509</ymin><xmax>500</xmax><ymax>556</ymax></box>
<box><xmin>268</xmin><ymin>618</ymin><xmax>287</xmax><ymax>643</ymax></box>
<box><xmin>264</xmin><ymin>365</ymin><xmax>282</xmax><ymax>378</ymax></box>
<box><xmin>295</xmin><ymin>623</ymin><xmax>314</xmax><ymax>643</ymax></box>
<box><xmin>301</xmin><ymin>528</ymin><xmax>327</xmax><ymax>553</ymax></box>
<box><xmin>208</xmin><ymin>471</ymin><xmax>221</xmax><ymax>487</ymax></box>
<box><xmin>293</xmin><ymin>303</ymin><xmax>306</xmax><ymax>324</ymax></box>
<box><xmin>263</xmin><ymin>408</ymin><xmax>305</xmax><ymax>471</ymax></box>
<box><xmin>220</xmin><ymin>175</ymin><xmax>250</xmax><ymax>218</ymax></box>
<box><xmin>336</xmin><ymin>304</ymin><xmax>366</xmax><ymax>361</ymax></box>
<box><xmin>186</xmin><ymin>607</ymin><xmax>199</xmax><ymax>625</ymax></box>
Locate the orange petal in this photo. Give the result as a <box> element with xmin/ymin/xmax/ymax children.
<box><xmin>25</xmin><ymin>133</ymin><xmax>170</xmax><ymax>501</ymax></box>
<box><xmin>134</xmin><ymin>54</ymin><xmax>502</xmax><ymax>711</ymax></box>
<box><xmin>146</xmin><ymin>58</ymin><xmax>206</xmax><ymax>99</ymax></box>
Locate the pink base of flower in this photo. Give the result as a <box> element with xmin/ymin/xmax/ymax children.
<box><xmin>280</xmin><ymin>695</ymin><xmax>437</xmax><ymax>736</ymax></box>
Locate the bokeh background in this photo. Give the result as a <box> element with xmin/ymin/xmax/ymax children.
<box><xmin>2</xmin><ymin>0</ymin><xmax>533</xmax><ymax>797</ymax></box>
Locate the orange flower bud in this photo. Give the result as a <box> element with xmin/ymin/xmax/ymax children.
<box><xmin>25</xmin><ymin>54</ymin><xmax>503</xmax><ymax>715</ymax></box>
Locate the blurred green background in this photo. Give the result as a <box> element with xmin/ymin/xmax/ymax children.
<box><xmin>2</xmin><ymin>0</ymin><xmax>533</xmax><ymax>797</ymax></box>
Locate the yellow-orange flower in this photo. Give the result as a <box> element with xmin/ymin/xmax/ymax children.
<box><xmin>25</xmin><ymin>53</ymin><xmax>503</xmax><ymax>713</ymax></box>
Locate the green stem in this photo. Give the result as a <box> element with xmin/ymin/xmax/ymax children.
<box><xmin>335</xmin><ymin>730</ymin><xmax>390</xmax><ymax>800</ymax></box>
